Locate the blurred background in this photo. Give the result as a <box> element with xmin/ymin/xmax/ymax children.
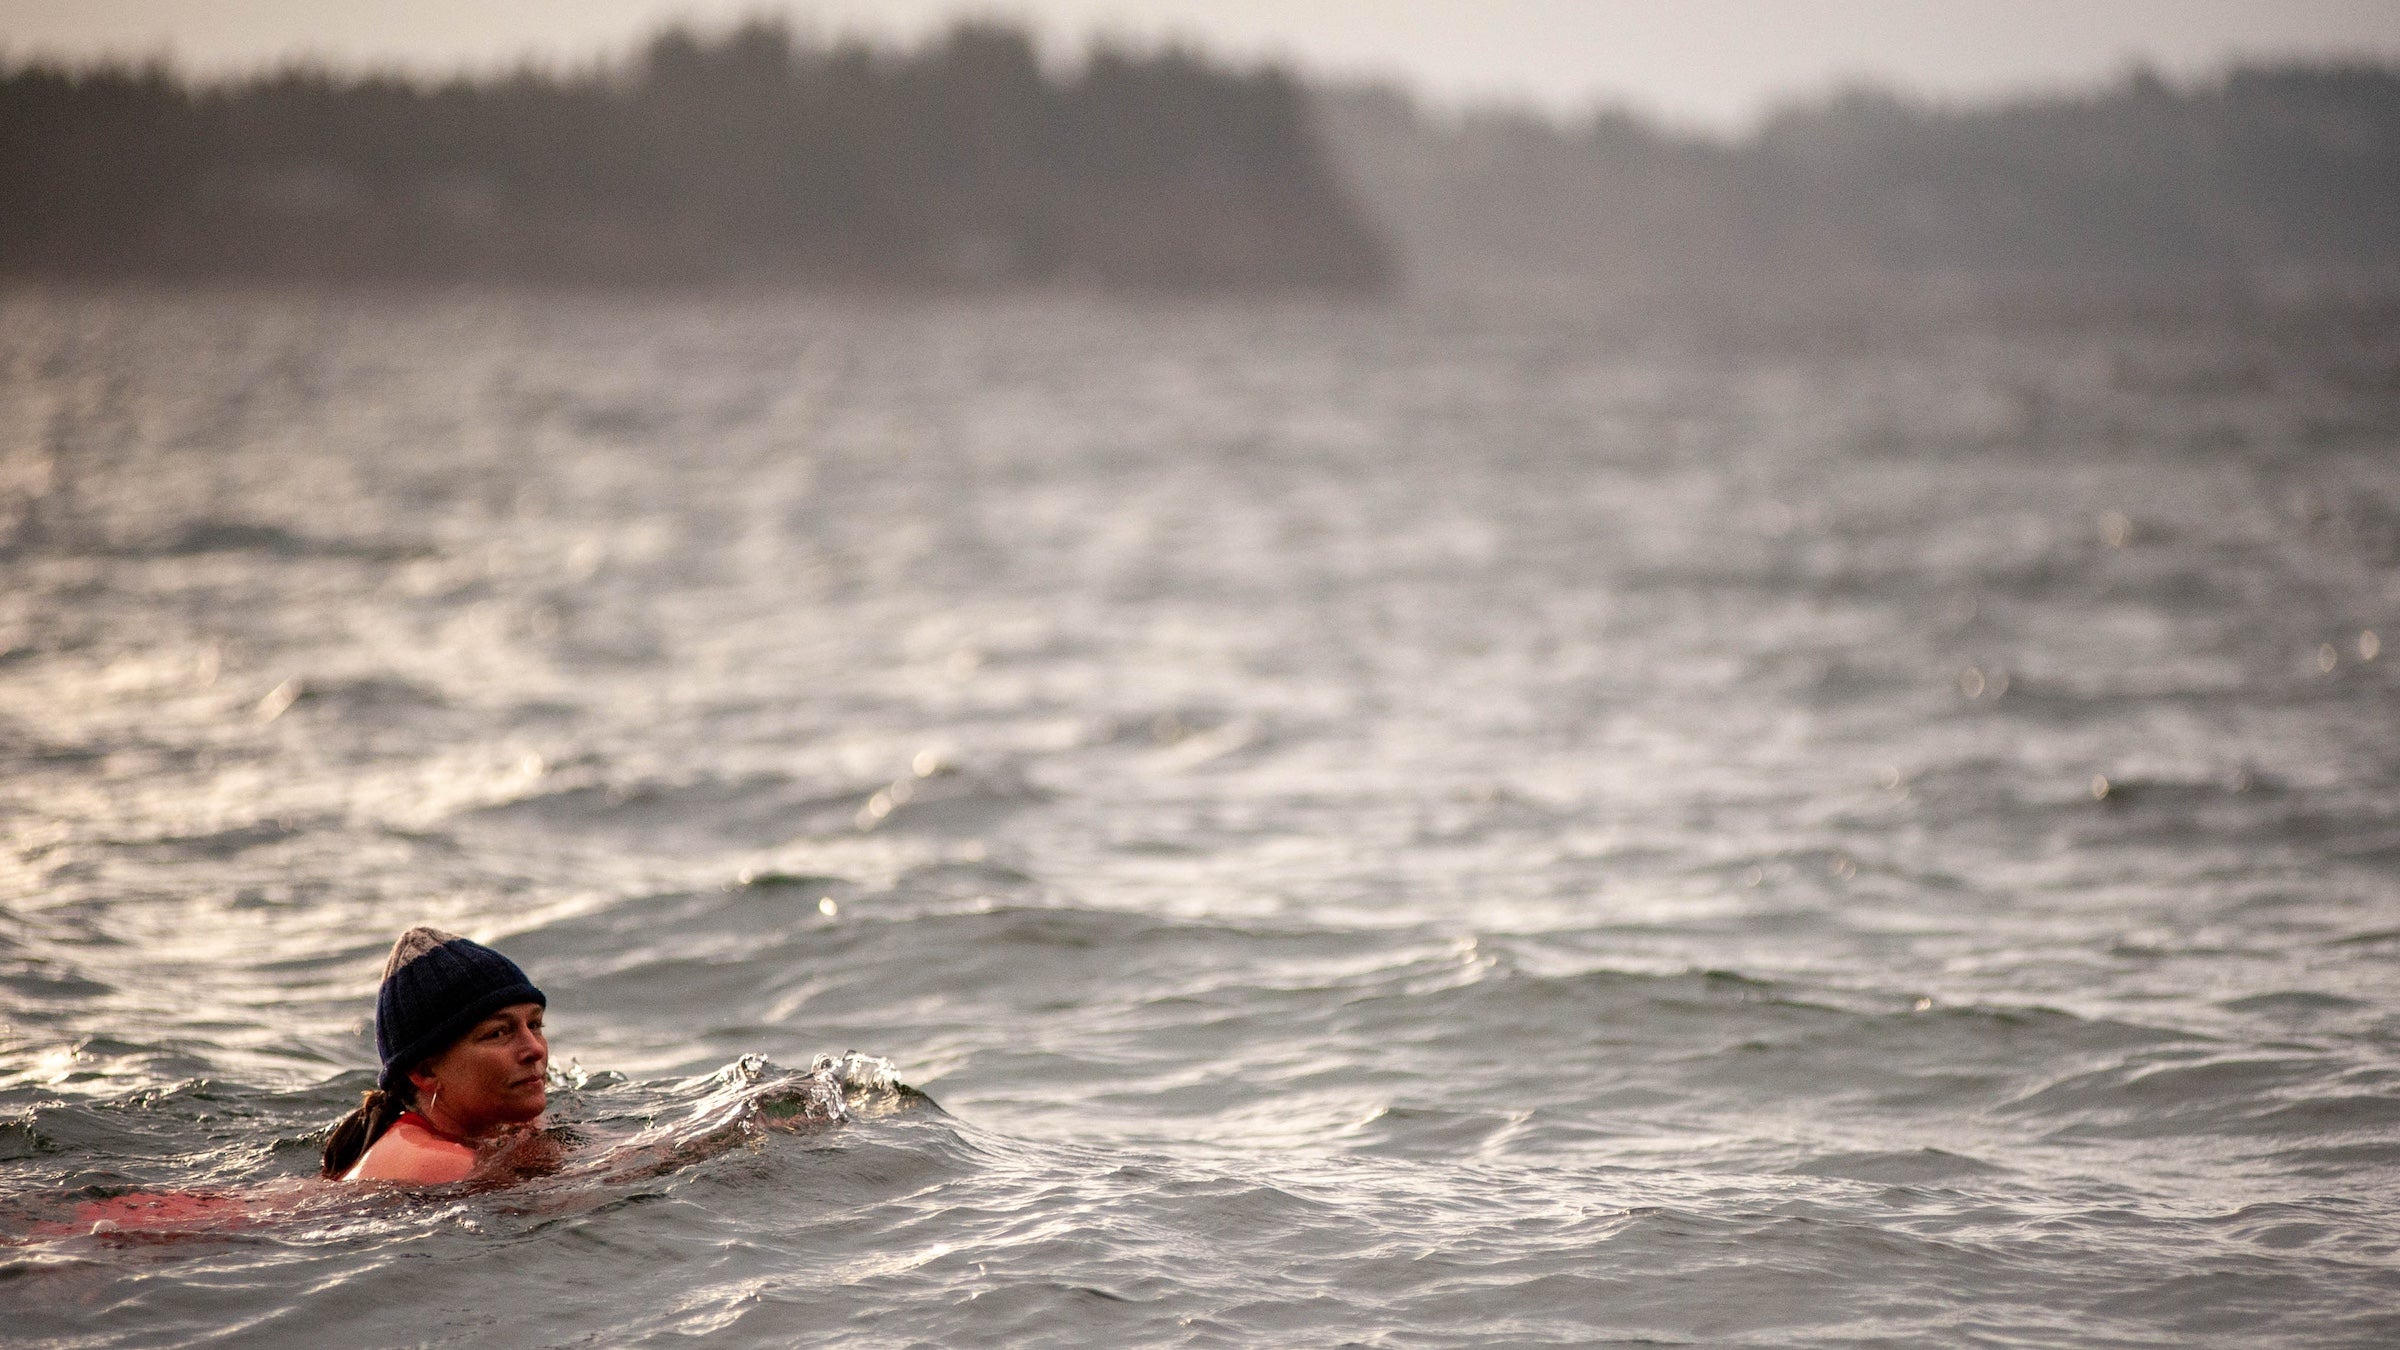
<box><xmin>4</xmin><ymin>4</ymin><xmax>2399</xmax><ymax>1346</ymax></box>
<box><xmin>7</xmin><ymin>1</ymin><xmax>2400</xmax><ymax>296</ymax></box>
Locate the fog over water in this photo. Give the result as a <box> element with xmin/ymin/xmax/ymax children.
<box><xmin>12</xmin><ymin>0</ymin><xmax>2400</xmax><ymax>129</ymax></box>
<box><xmin>3</xmin><ymin>284</ymin><xmax>2397</xmax><ymax>1344</ymax></box>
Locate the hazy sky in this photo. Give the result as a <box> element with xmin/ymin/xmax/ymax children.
<box><xmin>7</xmin><ymin>1</ymin><xmax>2400</xmax><ymax>130</ymax></box>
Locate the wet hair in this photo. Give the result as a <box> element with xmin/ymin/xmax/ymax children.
<box><xmin>320</xmin><ymin>1083</ymin><xmax>412</xmax><ymax>1179</ymax></box>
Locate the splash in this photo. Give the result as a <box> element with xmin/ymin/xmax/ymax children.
<box><xmin>678</xmin><ymin>1051</ymin><xmax>904</xmax><ymax>1132</ymax></box>
<box><xmin>565</xmin><ymin>1053</ymin><xmax>915</xmax><ymax>1185</ymax></box>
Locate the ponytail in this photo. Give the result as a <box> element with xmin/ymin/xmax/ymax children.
<box><xmin>321</xmin><ymin>1087</ymin><xmax>409</xmax><ymax>1179</ymax></box>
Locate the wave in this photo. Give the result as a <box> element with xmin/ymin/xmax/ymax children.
<box><xmin>453</xmin><ymin>764</ymin><xmax>1047</xmax><ymax>856</ymax></box>
<box><xmin>56</xmin><ymin>519</ymin><xmax>431</xmax><ymax>563</ymax></box>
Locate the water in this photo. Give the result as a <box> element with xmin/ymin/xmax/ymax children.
<box><xmin>3</xmin><ymin>287</ymin><xmax>2397</xmax><ymax>1346</ymax></box>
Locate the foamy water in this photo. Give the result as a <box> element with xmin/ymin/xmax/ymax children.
<box><xmin>3</xmin><ymin>288</ymin><xmax>2397</xmax><ymax>1345</ymax></box>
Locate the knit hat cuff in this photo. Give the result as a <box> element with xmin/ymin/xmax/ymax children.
<box><xmin>378</xmin><ymin>981</ymin><xmax>545</xmax><ymax>1093</ymax></box>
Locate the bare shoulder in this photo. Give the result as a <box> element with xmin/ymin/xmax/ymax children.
<box><xmin>344</xmin><ymin>1121</ymin><xmax>477</xmax><ymax>1184</ymax></box>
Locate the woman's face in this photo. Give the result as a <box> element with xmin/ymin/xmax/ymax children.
<box><xmin>412</xmin><ymin>1002</ymin><xmax>547</xmax><ymax>1132</ymax></box>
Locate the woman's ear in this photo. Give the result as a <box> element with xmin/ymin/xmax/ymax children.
<box><xmin>406</xmin><ymin>1062</ymin><xmax>441</xmax><ymax>1099</ymax></box>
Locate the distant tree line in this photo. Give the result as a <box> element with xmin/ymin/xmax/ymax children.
<box><xmin>1324</xmin><ymin>64</ymin><xmax>2400</xmax><ymax>298</ymax></box>
<box><xmin>0</xmin><ymin>19</ymin><xmax>1390</xmax><ymax>291</ymax></box>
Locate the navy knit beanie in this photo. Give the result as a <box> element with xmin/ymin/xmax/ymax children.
<box><xmin>374</xmin><ymin>927</ymin><xmax>545</xmax><ymax>1094</ymax></box>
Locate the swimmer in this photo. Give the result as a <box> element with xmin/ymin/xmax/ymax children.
<box><xmin>320</xmin><ymin>926</ymin><xmax>551</xmax><ymax>1184</ymax></box>
<box><xmin>20</xmin><ymin>927</ymin><xmax>884</xmax><ymax>1240</ymax></box>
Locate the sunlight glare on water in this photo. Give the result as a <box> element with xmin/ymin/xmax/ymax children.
<box><xmin>1</xmin><ymin>288</ymin><xmax>2397</xmax><ymax>1346</ymax></box>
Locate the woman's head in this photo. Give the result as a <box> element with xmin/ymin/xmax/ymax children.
<box><xmin>374</xmin><ymin>926</ymin><xmax>546</xmax><ymax>1099</ymax></box>
<box><xmin>323</xmin><ymin>926</ymin><xmax>548</xmax><ymax>1177</ymax></box>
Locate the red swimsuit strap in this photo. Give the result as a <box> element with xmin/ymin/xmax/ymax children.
<box><xmin>396</xmin><ymin>1109</ymin><xmax>470</xmax><ymax>1145</ymax></box>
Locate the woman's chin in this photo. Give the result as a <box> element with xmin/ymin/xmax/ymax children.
<box><xmin>498</xmin><ymin>1082</ymin><xmax>547</xmax><ymax>1123</ymax></box>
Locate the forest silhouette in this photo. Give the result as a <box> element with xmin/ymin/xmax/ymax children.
<box><xmin>6</xmin><ymin>18</ymin><xmax>2398</xmax><ymax>299</ymax></box>
<box><xmin>1328</xmin><ymin>63</ymin><xmax>2400</xmax><ymax>299</ymax></box>
<box><xmin>0</xmin><ymin>18</ymin><xmax>1390</xmax><ymax>291</ymax></box>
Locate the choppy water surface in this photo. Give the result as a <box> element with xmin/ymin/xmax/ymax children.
<box><xmin>3</xmin><ymin>287</ymin><xmax>2398</xmax><ymax>1346</ymax></box>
